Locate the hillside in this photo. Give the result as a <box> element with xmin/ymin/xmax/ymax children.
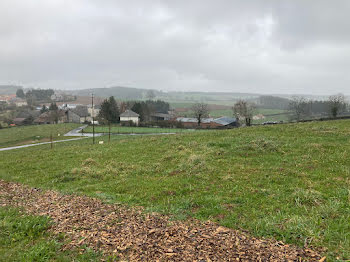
<box><xmin>0</xmin><ymin>120</ymin><xmax>349</xmax><ymax>260</ymax></box>
<box><xmin>68</xmin><ymin>86</ymin><xmax>162</xmax><ymax>100</ymax></box>
<box><xmin>0</xmin><ymin>85</ymin><xmax>23</xmax><ymax>95</ymax></box>
<box><xmin>0</xmin><ymin>123</ymin><xmax>80</xmax><ymax>148</ymax></box>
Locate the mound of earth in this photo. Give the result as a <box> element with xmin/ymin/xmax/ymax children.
<box><xmin>0</xmin><ymin>180</ymin><xmax>323</xmax><ymax>261</ymax></box>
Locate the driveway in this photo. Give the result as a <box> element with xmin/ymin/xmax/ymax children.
<box><xmin>64</xmin><ymin>125</ymin><xmax>103</xmax><ymax>137</ymax></box>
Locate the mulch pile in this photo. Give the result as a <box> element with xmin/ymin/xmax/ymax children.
<box><xmin>0</xmin><ymin>180</ymin><xmax>323</xmax><ymax>261</ymax></box>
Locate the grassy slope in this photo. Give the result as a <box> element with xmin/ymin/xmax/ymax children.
<box><xmin>0</xmin><ymin>121</ymin><xmax>349</xmax><ymax>259</ymax></box>
<box><xmin>0</xmin><ymin>207</ymin><xmax>100</xmax><ymax>261</ymax></box>
<box><xmin>0</xmin><ymin>123</ymin><xmax>81</xmax><ymax>148</ymax></box>
<box><xmin>83</xmin><ymin>125</ymin><xmax>193</xmax><ymax>134</ymax></box>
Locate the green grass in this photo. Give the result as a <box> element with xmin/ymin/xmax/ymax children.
<box><xmin>83</xmin><ymin>125</ymin><xmax>192</xmax><ymax>134</ymax></box>
<box><xmin>0</xmin><ymin>123</ymin><xmax>81</xmax><ymax>148</ymax></box>
<box><xmin>1</xmin><ymin>120</ymin><xmax>350</xmax><ymax>260</ymax></box>
<box><xmin>0</xmin><ymin>207</ymin><xmax>100</xmax><ymax>261</ymax></box>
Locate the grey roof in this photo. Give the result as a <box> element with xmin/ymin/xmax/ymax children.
<box><xmin>17</xmin><ymin>110</ymin><xmax>41</xmax><ymax>119</ymax></box>
<box><xmin>120</xmin><ymin>109</ymin><xmax>139</xmax><ymax>117</ymax></box>
<box><xmin>13</xmin><ymin>118</ymin><xmax>26</xmax><ymax>123</ymax></box>
<box><xmin>213</xmin><ymin>117</ymin><xmax>237</xmax><ymax>126</ymax></box>
<box><xmin>177</xmin><ymin>116</ymin><xmax>236</xmax><ymax>126</ymax></box>
<box><xmin>176</xmin><ymin>117</ymin><xmax>213</xmax><ymax>123</ymax></box>
<box><xmin>72</xmin><ymin>106</ymin><xmax>89</xmax><ymax>117</ymax></box>
<box><xmin>151</xmin><ymin>113</ymin><xmax>172</xmax><ymax>118</ymax></box>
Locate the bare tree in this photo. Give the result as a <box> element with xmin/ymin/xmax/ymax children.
<box><xmin>232</xmin><ymin>100</ymin><xmax>255</xmax><ymax>126</ymax></box>
<box><xmin>191</xmin><ymin>103</ymin><xmax>209</xmax><ymax>126</ymax></box>
<box><xmin>145</xmin><ymin>90</ymin><xmax>156</xmax><ymax>100</ymax></box>
<box><xmin>288</xmin><ymin>96</ymin><xmax>308</xmax><ymax>121</ymax></box>
<box><xmin>328</xmin><ymin>93</ymin><xmax>346</xmax><ymax>118</ymax></box>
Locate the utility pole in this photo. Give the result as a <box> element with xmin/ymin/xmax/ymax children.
<box><xmin>92</xmin><ymin>93</ymin><xmax>95</xmax><ymax>144</ymax></box>
<box><xmin>108</xmin><ymin>122</ymin><xmax>111</xmax><ymax>142</ymax></box>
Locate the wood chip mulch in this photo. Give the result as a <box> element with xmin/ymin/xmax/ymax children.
<box><xmin>0</xmin><ymin>180</ymin><xmax>324</xmax><ymax>261</ymax></box>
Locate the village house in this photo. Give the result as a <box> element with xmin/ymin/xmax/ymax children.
<box><xmin>67</xmin><ymin>105</ymin><xmax>91</xmax><ymax>123</ymax></box>
<box><xmin>120</xmin><ymin>110</ymin><xmax>140</xmax><ymax>125</ymax></box>
<box><xmin>10</xmin><ymin>98</ymin><xmax>28</xmax><ymax>107</ymax></box>
<box><xmin>34</xmin><ymin>110</ymin><xmax>66</xmax><ymax>124</ymax></box>
<box><xmin>0</xmin><ymin>94</ymin><xmax>16</xmax><ymax>104</ymax></box>
<box><xmin>13</xmin><ymin>118</ymin><xmax>26</xmax><ymax>125</ymax></box>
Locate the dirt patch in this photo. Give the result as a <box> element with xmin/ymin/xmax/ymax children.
<box><xmin>0</xmin><ymin>180</ymin><xmax>323</xmax><ymax>261</ymax></box>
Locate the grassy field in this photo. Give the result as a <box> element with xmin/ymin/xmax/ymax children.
<box><xmin>1</xmin><ymin>120</ymin><xmax>350</xmax><ymax>260</ymax></box>
<box><xmin>175</xmin><ymin>107</ymin><xmax>290</xmax><ymax>123</ymax></box>
<box><xmin>0</xmin><ymin>207</ymin><xmax>100</xmax><ymax>261</ymax></box>
<box><xmin>83</xmin><ymin>125</ymin><xmax>193</xmax><ymax>134</ymax></box>
<box><xmin>0</xmin><ymin>123</ymin><xmax>80</xmax><ymax>148</ymax></box>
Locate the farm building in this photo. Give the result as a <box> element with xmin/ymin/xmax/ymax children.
<box><xmin>176</xmin><ymin>117</ymin><xmax>237</xmax><ymax>128</ymax></box>
<box><xmin>150</xmin><ymin>112</ymin><xmax>174</xmax><ymax>121</ymax></box>
<box><xmin>120</xmin><ymin>110</ymin><xmax>140</xmax><ymax>125</ymax></box>
<box><xmin>212</xmin><ymin>117</ymin><xmax>238</xmax><ymax>127</ymax></box>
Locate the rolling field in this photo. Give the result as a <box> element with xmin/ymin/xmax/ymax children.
<box><xmin>0</xmin><ymin>123</ymin><xmax>80</xmax><ymax>148</ymax></box>
<box><xmin>174</xmin><ymin>105</ymin><xmax>289</xmax><ymax>123</ymax></box>
<box><xmin>0</xmin><ymin>120</ymin><xmax>350</xmax><ymax>260</ymax></box>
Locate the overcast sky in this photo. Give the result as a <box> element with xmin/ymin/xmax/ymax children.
<box><xmin>1</xmin><ymin>0</ymin><xmax>350</xmax><ymax>95</ymax></box>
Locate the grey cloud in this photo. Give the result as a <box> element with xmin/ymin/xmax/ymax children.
<box><xmin>0</xmin><ymin>0</ymin><xmax>350</xmax><ymax>95</ymax></box>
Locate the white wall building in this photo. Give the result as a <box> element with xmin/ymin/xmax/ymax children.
<box><xmin>120</xmin><ymin>110</ymin><xmax>140</xmax><ymax>125</ymax></box>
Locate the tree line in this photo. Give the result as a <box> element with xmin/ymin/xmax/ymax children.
<box><xmin>97</xmin><ymin>97</ymin><xmax>170</xmax><ymax>124</ymax></box>
<box><xmin>16</xmin><ymin>88</ymin><xmax>54</xmax><ymax>106</ymax></box>
<box><xmin>288</xmin><ymin>94</ymin><xmax>349</xmax><ymax>121</ymax></box>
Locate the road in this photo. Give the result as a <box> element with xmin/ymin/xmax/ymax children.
<box><xmin>0</xmin><ymin>137</ymin><xmax>87</xmax><ymax>152</ymax></box>
<box><xmin>0</xmin><ymin>125</ymin><xmax>94</xmax><ymax>152</ymax></box>
<box><xmin>1</xmin><ymin>125</ymin><xmax>175</xmax><ymax>152</ymax></box>
<box><xmin>63</xmin><ymin>125</ymin><xmax>103</xmax><ymax>137</ymax></box>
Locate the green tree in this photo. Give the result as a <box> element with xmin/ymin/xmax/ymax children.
<box><xmin>108</xmin><ymin>96</ymin><xmax>120</xmax><ymax>123</ymax></box>
<box><xmin>49</xmin><ymin>103</ymin><xmax>58</xmax><ymax>111</ymax></box>
<box><xmin>25</xmin><ymin>91</ymin><xmax>36</xmax><ymax>107</ymax></box>
<box><xmin>40</xmin><ymin>105</ymin><xmax>49</xmax><ymax>113</ymax></box>
<box><xmin>16</xmin><ymin>89</ymin><xmax>25</xmax><ymax>98</ymax></box>
<box><xmin>98</xmin><ymin>96</ymin><xmax>120</xmax><ymax>123</ymax></box>
<box><xmin>48</xmin><ymin>103</ymin><xmax>59</xmax><ymax>123</ymax></box>
<box><xmin>99</xmin><ymin>99</ymin><xmax>111</xmax><ymax>124</ymax></box>
<box><xmin>131</xmin><ymin>102</ymin><xmax>150</xmax><ymax>122</ymax></box>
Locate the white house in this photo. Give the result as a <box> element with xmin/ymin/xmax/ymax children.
<box><xmin>120</xmin><ymin>110</ymin><xmax>140</xmax><ymax>125</ymax></box>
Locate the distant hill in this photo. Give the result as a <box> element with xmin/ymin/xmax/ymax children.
<box><xmin>0</xmin><ymin>85</ymin><xmax>23</xmax><ymax>95</ymax></box>
<box><xmin>68</xmin><ymin>86</ymin><xmax>163</xmax><ymax>100</ymax></box>
<box><xmin>66</xmin><ymin>86</ymin><xmax>263</xmax><ymax>103</ymax></box>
